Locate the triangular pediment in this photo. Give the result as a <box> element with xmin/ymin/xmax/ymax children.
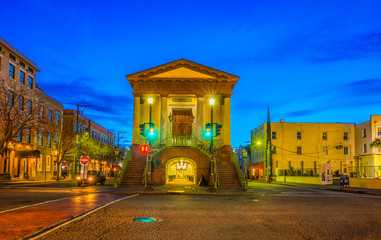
<box><xmin>126</xmin><ymin>59</ymin><xmax>239</xmax><ymax>82</ymax></box>
<box><xmin>148</xmin><ymin>67</ymin><xmax>215</xmax><ymax>79</ymax></box>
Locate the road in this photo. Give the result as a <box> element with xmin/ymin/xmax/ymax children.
<box><xmin>0</xmin><ymin>182</ymin><xmax>380</xmax><ymax>240</ymax></box>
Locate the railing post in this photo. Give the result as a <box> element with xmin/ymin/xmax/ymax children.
<box><xmin>207</xmin><ymin>154</ymin><xmax>216</xmax><ymax>192</ymax></box>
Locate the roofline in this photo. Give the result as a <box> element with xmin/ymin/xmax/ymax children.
<box><xmin>36</xmin><ymin>87</ymin><xmax>63</xmax><ymax>108</ymax></box>
<box><xmin>126</xmin><ymin>58</ymin><xmax>240</xmax><ymax>79</ymax></box>
<box><xmin>0</xmin><ymin>36</ymin><xmax>41</xmax><ymax>72</ymax></box>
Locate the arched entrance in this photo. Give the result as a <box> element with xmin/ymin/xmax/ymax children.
<box><xmin>166</xmin><ymin>157</ymin><xmax>197</xmax><ymax>185</ymax></box>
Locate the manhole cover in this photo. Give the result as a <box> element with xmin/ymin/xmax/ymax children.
<box><xmin>133</xmin><ymin>217</ymin><xmax>158</xmax><ymax>223</ymax></box>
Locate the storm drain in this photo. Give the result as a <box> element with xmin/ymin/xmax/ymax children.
<box><xmin>133</xmin><ymin>217</ymin><xmax>158</xmax><ymax>223</ymax></box>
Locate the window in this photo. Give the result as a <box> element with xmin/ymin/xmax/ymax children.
<box><xmin>362</xmin><ymin>129</ymin><xmax>366</xmax><ymax>138</ymax></box>
<box><xmin>48</xmin><ymin>133</ymin><xmax>52</xmax><ymax>148</ymax></box>
<box><xmin>272</xmin><ymin>146</ymin><xmax>276</xmax><ymax>154</ymax></box>
<box><xmin>26</xmin><ymin>127</ymin><xmax>30</xmax><ymax>144</ymax></box>
<box><xmin>323</xmin><ymin>147</ymin><xmax>328</xmax><ymax>155</ymax></box>
<box><xmin>19</xmin><ymin>61</ymin><xmax>25</xmax><ymax>68</ymax></box>
<box><xmin>28</xmin><ymin>67</ymin><xmax>34</xmax><ymax>73</ymax></box>
<box><xmin>272</xmin><ymin>132</ymin><xmax>276</xmax><ymax>140</ymax></box>
<box><xmin>344</xmin><ymin>146</ymin><xmax>349</xmax><ymax>155</ymax></box>
<box><xmin>9</xmin><ymin>64</ymin><xmax>15</xmax><ymax>78</ymax></box>
<box><xmin>8</xmin><ymin>90</ymin><xmax>13</xmax><ymax>106</ymax></box>
<box><xmin>91</xmin><ymin>130</ymin><xmax>94</xmax><ymax>138</ymax></box>
<box><xmin>18</xmin><ymin>96</ymin><xmax>24</xmax><ymax>111</ymax></box>
<box><xmin>297</xmin><ymin>132</ymin><xmax>302</xmax><ymax>140</ymax></box>
<box><xmin>55</xmin><ymin>134</ymin><xmax>59</xmax><ymax>148</ymax></box>
<box><xmin>17</xmin><ymin>126</ymin><xmax>22</xmax><ymax>142</ymax></box>
<box><xmin>39</xmin><ymin>105</ymin><xmax>44</xmax><ymax>118</ymax></box>
<box><xmin>48</xmin><ymin>109</ymin><xmax>53</xmax><ymax>121</ymax></box>
<box><xmin>363</xmin><ymin>144</ymin><xmax>367</xmax><ymax>154</ymax></box>
<box><xmin>322</xmin><ymin>132</ymin><xmax>327</xmax><ymax>140</ymax></box>
<box><xmin>297</xmin><ymin>146</ymin><xmax>302</xmax><ymax>155</ymax></box>
<box><xmin>28</xmin><ymin>76</ymin><xmax>33</xmax><ymax>89</ymax></box>
<box><xmin>378</xmin><ymin>128</ymin><xmax>381</xmax><ymax>137</ymax></box>
<box><xmin>20</xmin><ymin>71</ymin><xmax>25</xmax><ymax>84</ymax></box>
<box><xmin>27</xmin><ymin>100</ymin><xmax>32</xmax><ymax>114</ymax></box>
<box><xmin>343</xmin><ymin>132</ymin><xmax>348</xmax><ymax>141</ymax></box>
<box><xmin>39</xmin><ymin>130</ymin><xmax>43</xmax><ymax>146</ymax></box>
<box><xmin>9</xmin><ymin>53</ymin><xmax>16</xmax><ymax>61</ymax></box>
<box><xmin>56</xmin><ymin>113</ymin><xmax>60</xmax><ymax>125</ymax></box>
<box><xmin>79</xmin><ymin>123</ymin><xmax>82</xmax><ymax>133</ymax></box>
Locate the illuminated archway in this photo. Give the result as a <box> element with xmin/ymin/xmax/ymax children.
<box><xmin>166</xmin><ymin>157</ymin><xmax>197</xmax><ymax>185</ymax></box>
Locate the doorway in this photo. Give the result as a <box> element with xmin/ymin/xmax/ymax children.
<box><xmin>172</xmin><ymin>109</ymin><xmax>192</xmax><ymax>136</ymax></box>
<box><xmin>166</xmin><ymin>157</ymin><xmax>196</xmax><ymax>185</ymax></box>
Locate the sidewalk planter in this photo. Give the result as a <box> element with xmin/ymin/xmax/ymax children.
<box><xmin>275</xmin><ymin>176</ymin><xmax>321</xmax><ymax>184</ymax></box>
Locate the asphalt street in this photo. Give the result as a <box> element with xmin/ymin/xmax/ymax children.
<box><xmin>22</xmin><ymin>183</ymin><xmax>380</xmax><ymax>240</ymax></box>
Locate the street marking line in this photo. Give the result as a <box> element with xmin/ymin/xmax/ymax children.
<box><xmin>0</xmin><ymin>196</ymin><xmax>76</xmax><ymax>215</ymax></box>
<box><xmin>25</xmin><ymin>194</ymin><xmax>139</xmax><ymax>240</ymax></box>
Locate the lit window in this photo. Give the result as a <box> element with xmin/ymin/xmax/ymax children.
<box><xmin>9</xmin><ymin>64</ymin><xmax>15</xmax><ymax>78</ymax></box>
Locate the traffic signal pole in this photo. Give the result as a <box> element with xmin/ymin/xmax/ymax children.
<box><xmin>210</xmin><ymin>104</ymin><xmax>213</xmax><ymax>153</ymax></box>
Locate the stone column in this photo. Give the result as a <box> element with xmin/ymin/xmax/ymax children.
<box><xmin>196</xmin><ymin>97</ymin><xmax>204</xmax><ymax>139</ymax></box>
<box><xmin>223</xmin><ymin>97</ymin><xmax>232</xmax><ymax>150</ymax></box>
<box><xmin>132</xmin><ymin>95</ymin><xmax>141</xmax><ymax>145</ymax></box>
<box><xmin>160</xmin><ymin>95</ymin><xmax>168</xmax><ymax>141</ymax></box>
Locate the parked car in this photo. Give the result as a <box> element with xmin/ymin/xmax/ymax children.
<box><xmin>76</xmin><ymin>171</ymin><xmax>106</xmax><ymax>186</ymax></box>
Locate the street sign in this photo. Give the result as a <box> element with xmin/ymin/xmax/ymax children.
<box><xmin>80</xmin><ymin>155</ymin><xmax>90</xmax><ymax>165</ymax></box>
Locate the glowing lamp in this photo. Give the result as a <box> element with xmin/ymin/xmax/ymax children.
<box><xmin>148</xmin><ymin>98</ymin><xmax>153</xmax><ymax>104</ymax></box>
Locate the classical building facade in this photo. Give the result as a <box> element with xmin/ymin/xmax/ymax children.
<box><xmin>63</xmin><ymin>110</ymin><xmax>115</xmax><ymax>176</ymax></box>
<box><xmin>250</xmin><ymin>120</ymin><xmax>356</xmax><ymax>180</ymax></box>
<box><xmin>122</xmin><ymin>59</ymin><xmax>242</xmax><ymax>188</ymax></box>
<box><xmin>0</xmin><ymin>36</ymin><xmax>63</xmax><ymax>181</ymax></box>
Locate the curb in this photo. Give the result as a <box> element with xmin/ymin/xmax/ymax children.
<box><xmin>111</xmin><ymin>190</ymin><xmax>243</xmax><ymax>196</ymax></box>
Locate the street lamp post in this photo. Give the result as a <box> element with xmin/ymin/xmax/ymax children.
<box><xmin>209</xmin><ymin>98</ymin><xmax>215</xmax><ymax>153</ymax></box>
<box><xmin>242</xmin><ymin>147</ymin><xmax>248</xmax><ymax>190</ymax></box>
<box><xmin>148</xmin><ymin>98</ymin><xmax>153</xmax><ymax>146</ymax></box>
<box><xmin>113</xmin><ymin>146</ymin><xmax>120</xmax><ymax>188</ymax></box>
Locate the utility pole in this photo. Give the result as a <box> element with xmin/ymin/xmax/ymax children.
<box><xmin>74</xmin><ymin>104</ymin><xmax>90</xmax><ymax>178</ymax></box>
<box><xmin>118</xmin><ymin>131</ymin><xmax>128</xmax><ymax>147</ymax></box>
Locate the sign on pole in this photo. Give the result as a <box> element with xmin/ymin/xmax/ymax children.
<box><xmin>80</xmin><ymin>155</ymin><xmax>90</xmax><ymax>165</ymax></box>
<box><xmin>80</xmin><ymin>156</ymin><xmax>90</xmax><ymax>179</ymax></box>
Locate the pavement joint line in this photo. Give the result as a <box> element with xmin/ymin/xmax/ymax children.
<box><xmin>0</xmin><ymin>196</ymin><xmax>77</xmax><ymax>215</ymax></box>
<box><xmin>24</xmin><ymin>194</ymin><xmax>139</xmax><ymax>240</ymax></box>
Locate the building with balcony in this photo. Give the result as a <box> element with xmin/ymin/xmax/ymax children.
<box><xmin>122</xmin><ymin>59</ymin><xmax>242</xmax><ymax>189</ymax></box>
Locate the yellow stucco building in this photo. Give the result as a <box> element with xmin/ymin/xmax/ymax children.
<box><xmin>251</xmin><ymin>120</ymin><xmax>356</xmax><ymax>180</ymax></box>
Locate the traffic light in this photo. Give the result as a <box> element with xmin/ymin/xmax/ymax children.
<box><xmin>204</xmin><ymin>123</ymin><xmax>212</xmax><ymax>138</ymax></box>
<box><xmin>140</xmin><ymin>145</ymin><xmax>150</xmax><ymax>153</ymax></box>
<box><xmin>139</xmin><ymin>124</ymin><xmax>146</xmax><ymax>137</ymax></box>
<box><xmin>215</xmin><ymin>123</ymin><xmax>222</xmax><ymax>137</ymax></box>
<box><xmin>149</xmin><ymin>123</ymin><xmax>155</xmax><ymax>137</ymax></box>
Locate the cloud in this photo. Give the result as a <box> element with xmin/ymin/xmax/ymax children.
<box><xmin>311</xmin><ymin>31</ymin><xmax>381</xmax><ymax>62</ymax></box>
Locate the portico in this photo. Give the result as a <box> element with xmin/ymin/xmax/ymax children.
<box><xmin>122</xmin><ymin>59</ymin><xmax>241</xmax><ymax>189</ymax></box>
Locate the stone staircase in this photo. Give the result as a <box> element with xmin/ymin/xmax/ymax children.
<box><xmin>216</xmin><ymin>149</ymin><xmax>242</xmax><ymax>189</ymax></box>
<box><xmin>120</xmin><ymin>157</ymin><xmax>146</xmax><ymax>188</ymax></box>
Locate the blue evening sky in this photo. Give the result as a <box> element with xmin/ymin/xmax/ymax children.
<box><xmin>1</xmin><ymin>0</ymin><xmax>380</xmax><ymax>147</ymax></box>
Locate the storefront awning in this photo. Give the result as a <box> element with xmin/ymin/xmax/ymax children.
<box><xmin>252</xmin><ymin>162</ymin><xmax>264</xmax><ymax>169</ymax></box>
<box><xmin>15</xmin><ymin>150</ymin><xmax>40</xmax><ymax>158</ymax></box>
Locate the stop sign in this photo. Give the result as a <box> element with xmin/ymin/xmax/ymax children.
<box><xmin>80</xmin><ymin>155</ymin><xmax>89</xmax><ymax>165</ymax></box>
